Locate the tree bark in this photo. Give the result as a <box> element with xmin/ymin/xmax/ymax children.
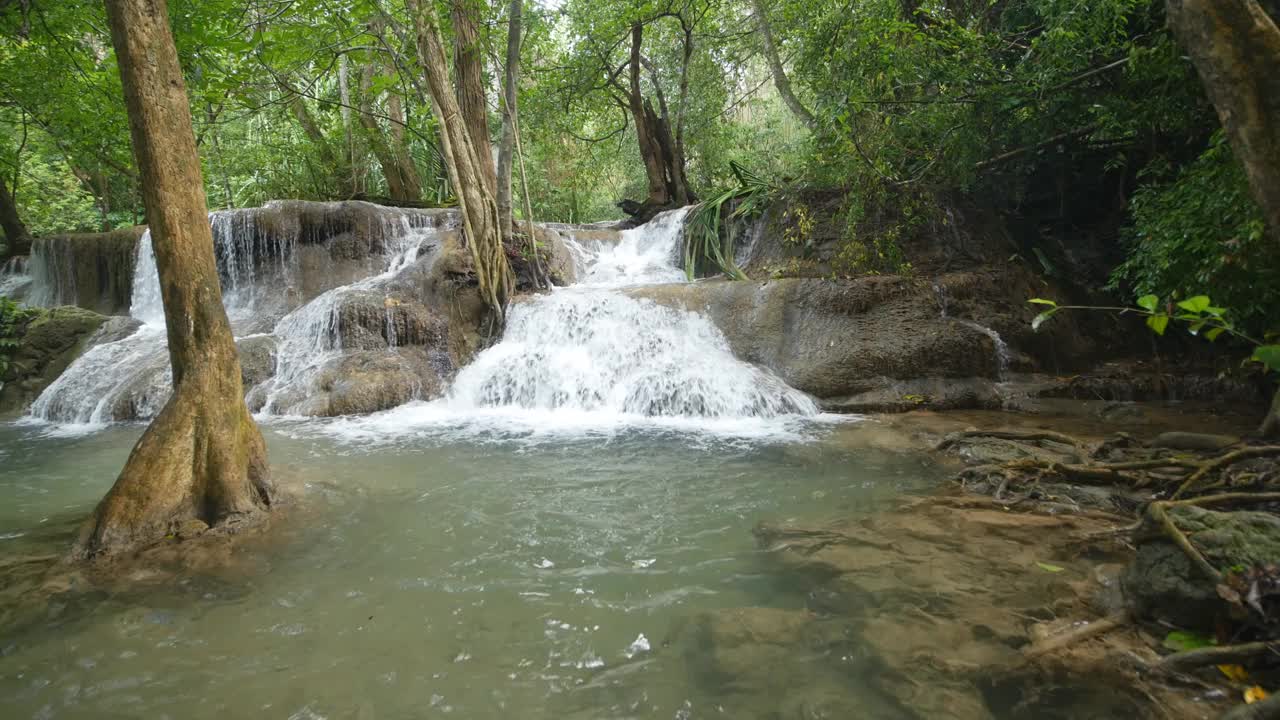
<box><xmin>452</xmin><ymin>0</ymin><xmax>497</xmax><ymax>194</ymax></box>
<box><xmin>496</xmin><ymin>0</ymin><xmax>522</xmax><ymax>243</ymax></box>
<box><xmin>1164</xmin><ymin>0</ymin><xmax>1280</xmax><ymax>437</ymax></box>
<box><xmin>1166</xmin><ymin>0</ymin><xmax>1280</xmax><ymax>239</ymax></box>
<box><xmin>628</xmin><ymin>23</ymin><xmax>672</xmax><ymax>208</ymax></box>
<box><xmin>358</xmin><ymin>63</ymin><xmax>416</xmax><ymax>202</ymax></box>
<box><xmin>289</xmin><ymin>94</ymin><xmax>343</xmax><ymax>172</ymax></box>
<box><xmin>385</xmin><ymin>84</ymin><xmax>424</xmax><ymax>201</ymax></box>
<box><xmin>0</xmin><ymin>175</ymin><xmax>32</xmax><ymax>258</ymax></box>
<box><xmin>408</xmin><ymin>0</ymin><xmax>513</xmax><ymax>320</ymax></box>
<box><xmin>79</xmin><ymin>0</ymin><xmax>273</xmax><ymax>559</ymax></box>
<box><xmin>748</xmin><ymin>0</ymin><xmax>817</xmax><ymax>131</ymax></box>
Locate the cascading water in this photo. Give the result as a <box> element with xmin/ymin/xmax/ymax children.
<box><xmin>0</xmin><ymin>256</ymin><xmax>30</xmax><ymax>300</ymax></box>
<box><xmin>329</xmin><ymin>208</ymin><xmax>819</xmax><ymax>439</ymax></box>
<box><xmin>28</xmin><ymin>204</ymin><xmax>443</xmax><ymax>426</ymax></box>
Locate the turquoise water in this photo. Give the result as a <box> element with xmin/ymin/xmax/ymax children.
<box><xmin>0</xmin><ymin>418</ymin><xmax>942</xmax><ymax>719</ymax></box>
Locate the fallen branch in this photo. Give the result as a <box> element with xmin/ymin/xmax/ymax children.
<box><xmin>1023</xmin><ymin>611</ymin><xmax>1129</xmax><ymax>659</ymax></box>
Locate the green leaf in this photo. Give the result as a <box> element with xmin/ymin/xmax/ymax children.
<box><xmin>1147</xmin><ymin>314</ymin><xmax>1170</xmax><ymax>335</ymax></box>
<box><xmin>1205</xmin><ymin>306</ymin><xmax>1226</xmax><ymax>318</ymax></box>
<box><xmin>1028</xmin><ymin>298</ymin><xmax>1058</xmax><ymax>307</ymax></box>
<box><xmin>1187</xmin><ymin>321</ymin><xmax>1205</xmax><ymax>335</ymax></box>
<box><xmin>1177</xmin><ymin>295</ymin><xmax>1211</xmax><ymax>314</ymax></box>
<box><xmin>1205</xmin><ymin>327</ymin><xmax>1225</xmax><ymax>342</ymax></box>
<box><xmin>1031</xmin><ymin>310</ymin><xmax>1056</xmax><ymax>331</ymax></box>
<box><xmin>1136</xmin><ymin>294</ymin><xmax>1160</xmax><ymax>312</ymax></box>
<box><xmin>1163</xmin><ymin>630</ymin><xmax>1214</xmax><ymax>652</ymax></box>
<box><xmin>1036</xmin><ymin>562</ymin><xmax>1065</xmax><ymax>573</ymax></box>
<box><xmin>1252</xmin><ymin>345</ymin><xmax>1280</xmax><ymax>373</ymax></box>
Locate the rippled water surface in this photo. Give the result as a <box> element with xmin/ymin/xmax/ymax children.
<box><xmin>0</xmin><ymin>418</ymin><xmax>942</xmax><ymax>719</ymax></box>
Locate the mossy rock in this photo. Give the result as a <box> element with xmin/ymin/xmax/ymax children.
<box><xmin>0</xmin><ymin>306</ymin><xmax>115</xmax><ymax>415</ymax></box>
<box><xmin>1123</xmin><ymin>505</ymin><xmax>1280</xmax><ymax>630</ymax></box>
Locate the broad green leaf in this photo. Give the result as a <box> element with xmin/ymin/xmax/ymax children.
<box><xmin>1031</xmin><ymin>310</ymin><xmax>1056</xmax><ymax>331</ymax></box>
<box><xmin>1163</xmin><ymin>630</ymin><xmax>1214</xmax><ymax>652</ymax></box>
<box><xmin>1177</xmin><ymin>295</ymin><xmax>1211</xmax><ymax>314</ymax></box>
<box><xmin>1028</xmin><ymin>298</ymin><xmax>1058</xmax><ymax>307</ymax></box>
<box><xmin>1205</xmin><ymin>327</ymin><xmax>1225</xmax><ymax>342</ymax></box>
<box><xmin>1253</xmin><ymin>345</ymin><xmax>1280</xmax><ymax>373</ymax></box>
<box><xmin>1147</xmin><ymin>314</ymin><xmax>1169</xmax><ymax>335</ymax></box>
<box><xmin>1136</xmin><ymin>294</ymin><xmax>1160</xmax><ymax>312</ymax></box>
<box><xmin>1188</xmin><ymin>321</ymin><xmax>1205</xmax><ymax>335</ymax></box>
<box><xmin>1035</xmin><ymin>561</ymin><xmax>1065</xmax><ymax>573</ymax></box>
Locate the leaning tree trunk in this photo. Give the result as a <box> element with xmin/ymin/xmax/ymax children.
<box><xmin>0</xmin><ymin>175</ymin><xmax>32</xmax><ymax>258</ymax></box>
<box><xmin>748</xmin><ymin>0</ymin><xmax>816</xmax><ymax>131</ymax></box>
<box><xmin>452</xmin><ymin>0</ymin><xmax>497</xmax><ymax>194</ymax></box>
<box><xmin>78</xmin><ymin>0</ymin><xmax>273</xmax><ymax>558</ymax></box>
<box><xmin>358</xmin><ymin>63</ymin><xmax>416</xmax><ymax>202</ymax></box>
<box><xmin>408</xmin><ymin>0</ymin><xmax>513</xmax><ymax>320</ymax></box>
<box><xmin>1166</xmin><ymin>0</ymin><xmax>1280</xmax><ymax>437</ymax></box>
<box><xmin>386</xmin><ymin>86</ymin><xmax>424</xmax><ymax>201</ymax></box>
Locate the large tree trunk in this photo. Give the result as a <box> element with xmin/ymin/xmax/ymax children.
<box><xmin>452</xmin><ymin>0</ymin><xmax>497</xmax><ymax>194</ymax></box>
<box><xmin>748</xmin><ymin>0</ymin><xmax>817</xmax><ymax>131</ymax></box>
<box><xmin>0</xmin><ymin>175</ymin><xmax>32</xmax><ymax>258</ymax></box>
<box><xmin>496</xmin><ymin>0</ymin><xmax>523</xmax><ymax>243</ymax></box>
<box><xmin>1165</xmin><ymin>0</ymin><xmax>1280</xmax><ymax>437</ymax></box>
<box><xmin>628</xmin><ymin>23</ymin><xmax>672</xmax><ymax>208</ymax></box>
<box><xmin>409</xmin><ymin>0</ymin><xmax>513</xmax><ymax>320</ymax></box>
<box><xmin>79</xmin><ymin>0</ymin><xmax>273</xmax><ymax>558</ymax></box>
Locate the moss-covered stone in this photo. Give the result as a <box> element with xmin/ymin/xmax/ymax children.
<box><xmin>1123</xmin><ymin>505</ymin><xmax>1280</xmax><ymax>630</ymax></box>
<box><xmin>0</xmin><ymin>306</ymin><xmax>115</xmax><ymax>415</ymax></box>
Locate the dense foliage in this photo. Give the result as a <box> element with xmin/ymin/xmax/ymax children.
<box><xmin>0</xmin><ymin>0</ymin><xmax>1273</xmax><ymax>341</ymax></box>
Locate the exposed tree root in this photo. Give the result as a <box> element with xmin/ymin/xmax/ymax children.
<box><xmin>937</xmin><ymin>429</ymin><xmax>1086</xmax><ymax>451</ymax></box>
<box><xmin>1172</xmin><ymin>446</ymin><xmax>1280</xmax><ymax>499</ymax></box>
<box><xmin>1156</xmin><ymin>640</ymin><xmax>1280</xmax><ymax>674</ymax></box>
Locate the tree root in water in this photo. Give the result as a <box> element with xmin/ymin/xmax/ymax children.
<box><xmin>1155</xmin><ymin>640</ymin><xmax>1280</xmax><ymax>674</ymax></box>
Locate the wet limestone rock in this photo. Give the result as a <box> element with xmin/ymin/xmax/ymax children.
<box><xmin>627</xmin><ymin>276</ymin><xmax>1001</xmax><ymax>404</ymax></box>
<box><xmin>1149</xmin><ymin>431</ymin><xmax>1239</xmax><ymax>452</ymax></box>
<box><xmin>28</xmin><ymin>228</ymin><xmax>145</xmax><ymax>314</ymax></box>
<box><xmin>297</xmin><ymin>348</ymin><xmax>445</xmax><ymax>416</ymax></box>
<box><xmin>0</xmin><ymin>306</ymin><xmax>115</xmax><ymax>415</ymax></box>
<box><xmin>1123</xmin><ymin>505</ymin><xmax>1280</xmax><ymax>630</ymax></box>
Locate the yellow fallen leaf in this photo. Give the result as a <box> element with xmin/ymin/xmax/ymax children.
<box><xmin>1245</xmin><ymin>686</ymin><xmax>1269</xmax><ymax>704</ymax></box>
<box><xmin>1219</xmin><ymin>664</ymin><xmax>1250</xmax><ymax>682</ymax></box>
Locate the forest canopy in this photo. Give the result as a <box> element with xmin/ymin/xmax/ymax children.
<box><xmin>0</xmin><ymin>0</ymin><xmax>1276</xmax><ymax>335</ymax></box>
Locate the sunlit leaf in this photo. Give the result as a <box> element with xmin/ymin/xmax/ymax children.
<box><xmin>1177</xmin><ymin>295</ymin><xmax>1211</xmax><ymax>313</ymax></box>
<box><xmin>1246</xmin><ymin>686</ymin><xmax>1270</xmax><ymax>704</ymax></box>
<box><xmin>1032</xmin><ymin>310</ymin><xmax>1056</xmax><ymax>331</ymax></box>
<box><xmin>1205</xmin><ymin>327</ymin><xmax>1225</xmax><ymax>342</ymax></box>
<box><xmin>1162</xmin><ymin>630</ymin><xmax>1213</xmax><ymax>652</ymax></box>
<box><xmin>1219</xmin><ymin>664</ymin><xmax>1250</xmax><ymax>683</ymax></box>
<box><xmin>1136</xmin><ymin>294</ymin><xmax>1160</xmax><ymax>312</ymax></box>
<box><xmin>1147</xmin><ymin>314</ymin><xmax>1169</xmax><ymax>335</ymax></box>
<box><xmin>1028</xmin><ymin>298</ymin><xmax>1058</xmax><ymax>306</ymax></box>
<box><xmin>1035</xmin><ymin>561</ymin><xmax>1065</xmax><ymax>573</ymax></box>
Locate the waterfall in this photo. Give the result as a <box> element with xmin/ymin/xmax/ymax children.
<box><xmin>0</xmin><ymin>256</ymin><xmax>31</xmax><ymax>300</ymax></box>
<box><xmin>446</xmin><ymin>208</ymin><xmax>816</xmax><ymax>420</ymax></box>
<box><xmin>28</xmin><ymin>203</ymin><xmax>444</xmax><ymax>426</ymax></box>
<box><xmin>28</xmin><ymin>203</ymin><xmax>818</xmax><ymax>431</ymax></box>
